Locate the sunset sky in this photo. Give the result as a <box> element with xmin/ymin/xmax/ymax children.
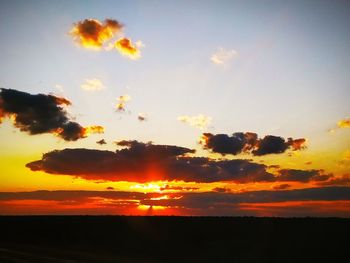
<box><xmin>1</xmin><ymin>0</ymin><xmax>350</xmax><ymax>216</ymax></box>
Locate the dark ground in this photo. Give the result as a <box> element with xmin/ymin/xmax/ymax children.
<box><xmin>0</xmin><ymin>216</ymin><xmax>349</xmax><ymax>263</ymax></box>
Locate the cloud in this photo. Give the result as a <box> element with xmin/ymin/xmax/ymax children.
<box><xmin>26</xmin><ymin>141</ymin><xmax>276</xmax><ymax>183</ymax></box>
<box><xmin>26</xmin><ymin>141</ymin><xmax>196</xmax><ymax>182</ymax></box>
<box><xmin>211</xmin><ymin>47</ymin><xmax>238</xmax><ymax>65</ymax></box>
<box><xmin>115</xmin><ymin>94</ymin><xmax>131</xmax><ymax>112</ymax></box>
<box><xmin>96</xmin><ymin>139</ymin><xmax>107</xmax><ymax>145</ymax></box>
<box><xmin>140</xmin><ymin>187</ymin><xmax>350</xmax><ymax>210</ymax></box>
<box><xmin>200</xmin><ymin>132</ymin><xmax>306</xmax><ymax>156</ymax></box>
<box><xmin>81</xmin><ymin>78</ymin><xmax>105</xmax><ymax>91</ymax></box>
<box><xmin>212</xmin><ymin>187</ymin><xmax>232</xmax><ymax>193</ymax></box>
<box><xmin>138</xmin><ymin>113</ymin><xmax>148</xmax><ymax>121</ymax></box>
<box><xmin>55</xmin><ymin>84</ymin><xmax>64</xmax><ymax>93</ymax></box>
<box><xmin>0</xmin><ymin>88</ymin><xmax>103</xmax><ymax>141</ymax></box>
<box><xmin>26</xmin><ymin>139</ymin><xmax>325</xmax><ymax>184</ymax></box>
<box><xmin>114</xmin><ymin>38</ymin><xmax>141</xmax><ymax>60</ymax></box>
<box><xmin>178</xmin><ymin>114</ymin><xmax>212</xmax><ymax>130</ymax></box>
<box><xmin>317</xmin><ymin>174</ymin><xmax>350</xmax><ymax>186</ymax></box>
<box><xmin>273</xmin><ymin>184</ymin><xmax>291</xmax><ymax>190</ymax></box>
<box><xmin>2</xmin><ymin>187</ymin><xmax>350</xmax><ymax>216</ymax></box>
<box><xmin>70</xmin><ymin>18</ymin><xmax>143</xmax><ymax>60</ymax></box>
<box><xmin>159</xmin><ymin>185</ymin><xmax>199</xmax><ymax>191</ymax></box>
<box><xmin>277</xmin><ymin>169</ymin><xmax>332</xmax><ymax>183</ymax></box>
<box><xmin>337</xmin><ymin>118</ymin><xmax>350</xmax><ymax>128</ymax></box>
<box><xmin>70</xmin><ymin>19</ymin><xmax>123</xmax><ymax>49</ymax></box>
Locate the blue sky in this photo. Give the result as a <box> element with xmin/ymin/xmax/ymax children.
<box><xmin>0</xmin><ymin>0</ymin><xmax>349</xmax><ymax>149</ymax></box>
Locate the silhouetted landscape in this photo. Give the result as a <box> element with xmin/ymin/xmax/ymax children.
<box><xmin>0</xmin><ymin>216</ymin><xmax>349</xmax><ymax>262</ymax></box>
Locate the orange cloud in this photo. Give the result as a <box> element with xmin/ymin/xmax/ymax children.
<box><xmin>114</xmin><ymin>38</ymin><xmax>141</xmax><ymax>59</ymax></box>
<box><xmin>70</xmin><ymin>19</ymin><xmax>123</xmax><ymax>49</ymax></box>
<box><xmin>115</xmin><ymin>94</ymin><xmax>131</xmax><ymax>112</ymax></box>
<box><xmin>287</xmin><ymin>138</ymin><xmax>307</xmax><ymax>151</ymax></box>
<box><xmin>337</xmin><ymin>118</ymin><xmax>350</xmax><ymax>128</ymax></box>
<box><xmin>82</xmin><ymin>125</ymin><xmax>105</xmax><ymax>137</ymax></box>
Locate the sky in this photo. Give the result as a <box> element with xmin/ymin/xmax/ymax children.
<box><xmin>0</xmin><ymin>0</ymin><xmax>350</xmax><ymax>216</ymax></box>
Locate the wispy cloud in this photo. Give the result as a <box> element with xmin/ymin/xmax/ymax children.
<box><xmin>55</xmin><ymin>84</ymin><xmax>64</xmax><ymax>93</ymax></box>
<box><xmin>81</xmin><ymin>78</ymin><xmax>105</xmax><ymax>91</ymax></box>
<box><xmin>178</xmin><ymin>114</ymin><xmax>212</xmax><ymax>130</ymax></box>
<box><xmin>210</xmin><ymin>47</ymin><xmax>238</xmax><ymax>65</ymax></box>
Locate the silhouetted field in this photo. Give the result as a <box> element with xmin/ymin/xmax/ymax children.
<box><xmin>0</xmin><ymin>216</ymin><xmax>349</xmax><ymax>262</ymax></box>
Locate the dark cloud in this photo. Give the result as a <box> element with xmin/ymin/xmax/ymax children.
<box><xmin>200</xmin><ymin>132</ymin><xmax>306</xmax><ymax>156</ymax></box>
<box><xmin>0</xmin><ymin>88</ymin><xmax>103</xmax><ymax>141</ymax></box>
<box><xmin>26</xmin><ymin>141</ymin><xmax>196</xmax><ymax>182</ymax></box>
<box><xmin>0</xmin><ymin>190</ymin><xmax>147</xmax><ymax>203</ymax></box>
<box><xmin>278</xmin><ymin>169</ymin><xmax>332</xmax><ymax>183</ymax></box>
<box><xmin>273</xmin><ymin>184</ymin><xmax>291</xmax><ymax>190</ymax></box>
<box><xmin>26</xmin><ymin>140</ymin><xmax>331</xmax><ymax>184</ymax></box>
<box><xmin>212</xmin><ymin>187</ymin><xmax>232</xmax><ymax>193</ymax></box>
<box><xmin>140</xmin><ymin>187</ymin><xmax>350</xmax><ymax>209</ymax></box>
<box><xmin>1</xmin><ymin>187</ymin><xmax>349</xmax><ymax>205</ymax></box>
<box><xmin>159</xmin><ymin>185</ymin><xmax>199</xmax><ymax>191</ymax></box>
<box><xmin>96</xmin><ymin>139</ymin><xmax>107</xmax><ymax>145</ymax></box>
<box><xmin>137</xmin><ymin>113</ymin><xmax>147</xmax><ymax>122</ymax></box>
<box><xmin>106</xmin><ymin>187</ymin><xmax>114</xmax><ymax>190</ymax></box>
<box><xmin>2</xmin><ymin>187</ymin><xmax>350</xmax><ymax>216</ymax></box>
<box><xmin>317</xmin><ymin>174</ymin><xmax>350</xmax><ymax>186</ymax></box>
<box><xmin>26</xmin><ymin>141</ymin><xmax>273</xmax><ymax>183</ymax></box>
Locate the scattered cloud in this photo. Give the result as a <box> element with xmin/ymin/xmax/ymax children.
<box><xmin>138</xmin><ymin>113</ymin><xmax>148</xmax><ymax>121</ymax></box>
<box><xmin>70</xmin><ymin>18</ymin><xmax>143</xmax><ymax>60</ymax></box>
<box><xmin>211</xmin><ymin>47</ymin><xmax>238</xmax><ymax>65</ymax></box>
<box><xmin>115</xmin><ymin>94</ymin><xmax>131</xmax><ymax>112</ymax></box>
<box><xmin>114</xmin><ymin>38</ymin><xmax>141</xmax><ymax>60</ymax></box>
<box><xmin>70</xmin><ymin>18</ymin><xmax>123</xmax><ymax>49</ymax></box>
<box><xmin>328</xmin><ymin>118</ymin><xmax>350</xmax><ymax>133</ymax></box>
<box><xmin>81</xmin><ymin>78</ymin><xmax>105</xmax><ymax>91</ymax></box>
<box><xmin>178</xmin><ymin>114</ymin><xmax>212</xmax><ymax>130</ymax></box>
<box><xmin>200</xmin><ymin>132</ymin><xmax>306</xmax><ymax>156</ymax></box>
<box><xmin>96</xmin><ymin>139</ymin><xmax>107</xmax><ymax>145</ymax></box>
<box><xmin>0</xmin><ymin>88</ymin><xmax>103</xmax><ymax>141</ymax></box>
<box><xmin>337</xmin><ymin>118</ymin><xmax>350</xmax><ymax>128</ymax></box>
